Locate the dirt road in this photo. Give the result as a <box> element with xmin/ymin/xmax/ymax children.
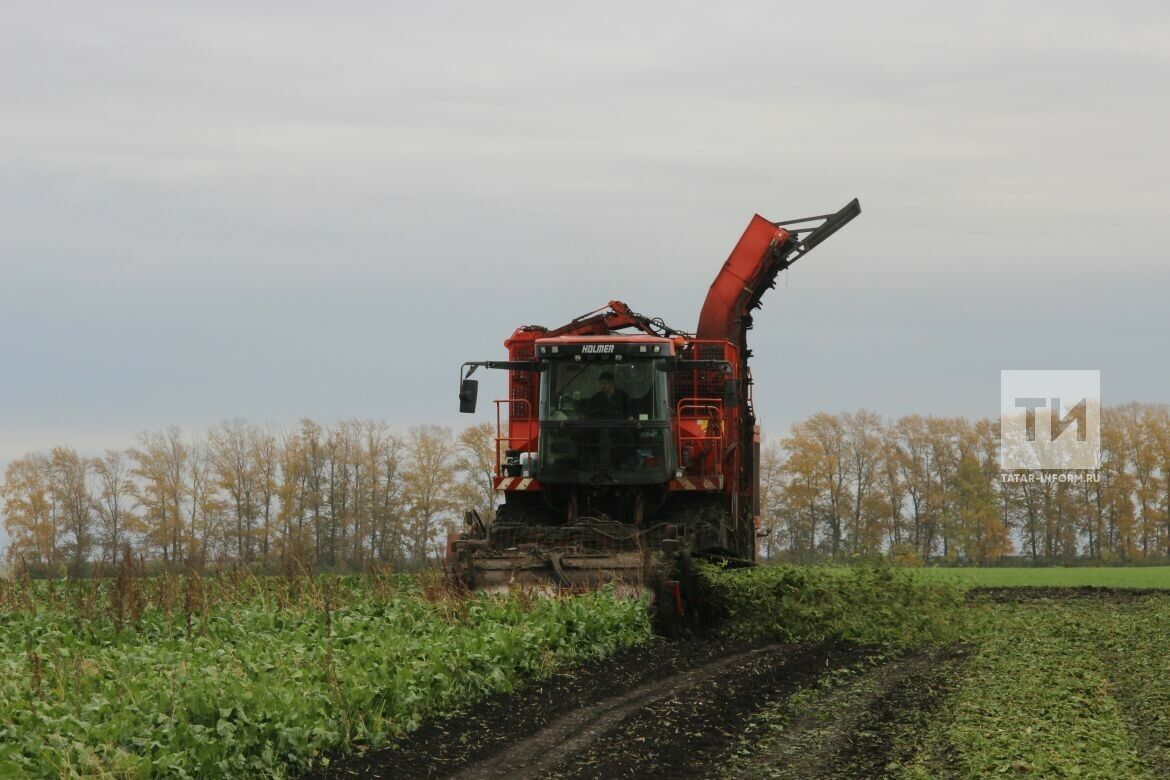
<box><xmin>311</xmin><ymin>637</ymin><xmax>965</xmax><ymax>779</ymax></box>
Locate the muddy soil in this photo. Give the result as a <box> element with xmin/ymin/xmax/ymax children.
<box><xmin>304</xmin><ymin>586</ymin><xmax>1170</xmax><ymax>779</ymax></box>
<box><xmin>307</xmin><ymin>638</ymin><xmax>956</xmax><ymax>780</ymax></box>
<box><xmin>969</xmin><ymin>586</ymin><xmax>1168</xmax><ymax>603</ymax></box>
<box><xmin>307</xmin><ymin>636</ymin><xmax>758</xmax><ymax>779</ymax></box>
<box><xmin>727</xmin><ymin>646</ymin><xmax>969</xmax><ymax>779</ymax></box>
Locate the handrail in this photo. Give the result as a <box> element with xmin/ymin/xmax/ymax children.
<box><xmin>676</xmin><ymin>397</ymin><xmax>725</xmax><ymax>477</ymax></box>
<box><xmin>493</xmin><ymin>398</ymin><xmax>532</xmax><ymax>476</ymax></box>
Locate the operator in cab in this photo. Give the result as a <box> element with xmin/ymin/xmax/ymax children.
<box><xmin>587</xmin><ymin>371</ymin><xmax>632</xmax><ymax>419</ymax></box>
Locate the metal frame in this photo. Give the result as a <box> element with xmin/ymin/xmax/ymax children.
<box><xmin>493</xmin><ymin>398</ymin><xmax>531</xmax><ymax>476</ymax></box>
<box><xmin>676</xmin><ymin>397</ymin><xmax>725</xmax><ymax>479</ymax></box>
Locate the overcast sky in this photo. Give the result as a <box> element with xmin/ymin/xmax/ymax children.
<box><xmin>3</xmin><ymin>1</ymin><xmax>1169</xmax><ymax>550</ymax></box>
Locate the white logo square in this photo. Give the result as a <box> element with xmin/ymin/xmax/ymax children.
<box><xmin>1000</xmin><ymin>370</ymin><xmax>1101</xmax><ymax>470</ymax></box>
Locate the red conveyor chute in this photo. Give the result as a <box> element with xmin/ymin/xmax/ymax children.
<box><xmin>696</xmin><ymin>215</ymin><xmax>792</xmax><ymax>342</ymax></box>
<box><xmin>696</xmin><ymin>199</ymin><xmax>861</xmax><ymax>343</ymax></box>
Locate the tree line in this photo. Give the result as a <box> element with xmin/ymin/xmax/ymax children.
<box><xmin>2</xmin><ymin>421</ymin><xmax>496</xmax><ymax>574</ymax></box>
<box><xmin>4</xmin><ymin>403</ymin><xmax>1168</xmax><ymax>572</ymax></box>
<box><xmin>758</xmin><ymin>403</ymin><xmax>1170</xmax><ymax>564</ymax></box>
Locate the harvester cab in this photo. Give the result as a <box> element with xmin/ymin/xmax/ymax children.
<box><xmin>452</xmin><ymin>199</ymin><xmax>861</xmax><ymax>626</ymax></box>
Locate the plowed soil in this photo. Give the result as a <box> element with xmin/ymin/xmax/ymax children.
<box><xmin>308</xmin><ymin>637</ymin><xmax>961</xmax><ymax>780</ymax></box>
<box><xmin>969</xmin><ymin>585</ymin><xmax>1167</xmax><ymax>602</ymax></box>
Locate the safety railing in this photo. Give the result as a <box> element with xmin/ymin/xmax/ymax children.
<box><xmin>676</xmin><ymin>397</ymin><xmax>725</xmax><ymax>477</ymax></box>
<box><xmin>493</xmin><ymin>398</ymin><xmax>532</xmax><ymax>476</ymax></box>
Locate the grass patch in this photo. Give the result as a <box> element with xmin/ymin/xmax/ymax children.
<box><xmin>910</xmin><ymin>566</ymin><xmax>1170</xmax><ymax>590</ymax></box>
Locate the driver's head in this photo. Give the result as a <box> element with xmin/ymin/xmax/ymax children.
<box><xmin>598</xmin><ymin>372</ymin><xmax>615</xmax><ymax>395</ymax></box>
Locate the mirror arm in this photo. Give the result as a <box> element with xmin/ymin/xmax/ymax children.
<box><xmin>461</xmin><ymin>360</ymin><xmax>546</xmax><ymax>381</ymax></box>
<box><xmin>458</xmin><ymin>360</ymin><xmax>546</xmax><ymax>414</ymax></box>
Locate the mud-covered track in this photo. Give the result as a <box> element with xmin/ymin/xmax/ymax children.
<box><xmin>968</xmin><ymin>585</ymin><xmax>1169</xmax><ymax>603</ymax></box>
<box><xmin>308</xmin><ymin>637</ymin><xmax>957</xmax><ymax>779</ymax></box>
<box><xmin>486</xmin><ymin>643</ymin><xmax>865</xmax><ymax>779</ymax></box>
<box><xmin>455</xmin><ymin>645</ymin><xmax>771</xmax><ymax>778</ymax></box>
<box><xmin>728</xmin><ymin>646</ymin><xmax>968</xmax><ymax>779</ymax></box>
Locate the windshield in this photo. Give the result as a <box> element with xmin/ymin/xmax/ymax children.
<box><xmin>538</xmin><ymin>358</ymin><xmax>672</xmax><ymax>484</ymax></box>
<box><xmin>543</xmin><ymin>361</ymin><xmax>661</xmax><ymax>421</ymax></box>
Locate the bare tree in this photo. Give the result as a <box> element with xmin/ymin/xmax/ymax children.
<box><xmin>844</xmin><ymin>411</ymin><xmax>884</xmax><ymax>555</ymax></box>
<box><xmin>130</xmin><ymin>427</ymin><xmax>190</xmax><ymax>566</ymax></box>
<box><xmin>48</xmin><ymin>447</ymin><xmax>94</xmax><ymax>574</ymax></box>
<box><xmin>92</xmin><ymin>449</ymin><xmax>133</xmax><ymax>566</ymax></box>
<box><xmin>208</xmin><ymin>420</ymin><xmax>259</xmax><ymax>564</ymax></box>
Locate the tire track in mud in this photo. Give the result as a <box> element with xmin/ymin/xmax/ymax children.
<box><xmin>308</xmin><ymin>639</ymin><xmax>966</xmax><ymax>779</ymax></box>
<box><xmin>307</xmin><ymin>637</ymin><xmax>771</xmax><ymax>779</ymax></box>
<box><xmin>453</xmin><ymin>645</ymin><xmax>793</xmax><ymax>779</ymax></box>
<box><xmin>458</xmin><ymin>643</ymin><xmax>868</xmax><ymax>780</ymax></box>
<box><xmin>728</xmin><ymin>646</ymin><xmax>969</xmax><ymax>780</ymax></box>
<box><xmin>308</xmin><ymin>639</ymin><xmax>865</xmax><ymax>779</ymax></box>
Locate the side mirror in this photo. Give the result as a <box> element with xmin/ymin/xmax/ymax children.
<box><xmin>459</xmin><ymin>379</ymin><xmax>479</xmax><ymax>414</ymax></box>
<box><xmin>723</xmin><ymin>378</ymin><xmax>739</xmax><ymax>408</ymax></box>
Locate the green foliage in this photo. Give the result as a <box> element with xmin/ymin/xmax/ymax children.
<box><xmin>1088</xmin><ymin>598</ymin><xmax>1170</xmax><ymax>774</ymax></box>
<box><xmin>899</xmin><ymin>597</ymin><xmax>1170</xmax><ymax>777</ymax></box>
<box><xmin>0</xmin><ymin>574</ymin><xmax>650</xmax><ymax>778</ymax></box>
<box><xmin>912</xmin><ymin>565</ymin><xmax>1170</xmax><ymax>589</ymax></box>
<box><xmin>700</xmin><ymin>564</ymin><xmax>967</xmax><ymax>646</ymax></box>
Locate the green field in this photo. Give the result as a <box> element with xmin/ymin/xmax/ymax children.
<box><xmin>706</xmin><ymin>568</ymin><xmax>1170</xmax><ymax>777</ymax></box>
<box><xmin>0</xmin><ymin>572</ymin><xmax>648</xmax><ymax>777</ymax></box>
<box><xmin>6</xmin><ymin>566</ymin><xmax>1170</xmax><ymax>777</ymax></box>
<box><xmin>910</xmin><ymin>566</ymin><xmax>1170</xmax><ymax>590</ymax></box>
<box><xmin>899</xmin><ymin>592</ymin><xmax>1170</xmax><ymax>777</ymax></box>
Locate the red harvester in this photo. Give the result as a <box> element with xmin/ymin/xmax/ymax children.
<box><xmin>453</xmin><ymin>199</ymin><xmax>860</xmax><ymax>627</ymax></box>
